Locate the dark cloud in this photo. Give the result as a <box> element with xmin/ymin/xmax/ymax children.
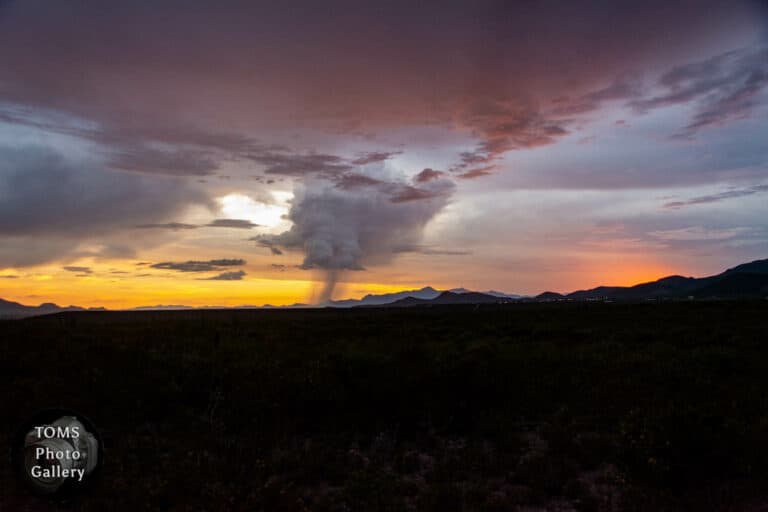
<box><xmin>350</xmin><ymin>151</ymin><xmax>400</xmax><ymax>165</ymax></box>
<box><xmin>260</xmin><ymin>169</ymin><xmax>455</xmax><ymax>300</ymax></box>
<box><xmin>452</xmin><ymin>100</ymin><xmax>570</xmax><ymax>173</ymax></box>
<box><xmin>205</xmin><ymin>218</ymin><xmax>260</xmax><ymax>229</ymax></box>
<box><xmin>334</xmin><ymin>173</ymin><xmax>385</xmax><ymax>190</ymax></box>
<box><xmin>0</xmin><ymin>146</ymin><xmax>202</xmax><ymax>236</ymax></box>
<box><xmin>585</xmin><ymin>80</ymin><xmax>642</xmax><ymax>103</ymax></box>
<box><xmin>201</xmin><ymin>270</ymin><xmax>246</xmax><ymax>280</ymax></box>
<box><xmin>456</xmin><ymin>151</ymin><xmax>490</xmax><ymax>167</ymax></box>
<box><xmin>136</xmin><ymin>219</ymin><xmax>260</xmax><ymax>230</ymax></box>
<box><xmin>247</xmin><ymin>150</ymin><xmax>416</xmax><ymax>191</ymax></box>
<box><xmin>552</xmin><ymin>78</ymin><xmax>643</xmax><ymax>116</ymax></box>
<box><xmin>135</xmin><ymin>222</ymin><xmax>199</xmax><ymax>230</ymax></box>
<box><xmin>682</xmin><ymin>70</ymin><xmax>768</xmax><ymax>136</ymax></box>
<box><xmin>252</xmin><ymin>238</ymin><xmax>284</xmax><ymax>255</ymax></box>
<box><xmin>86</xmin><ymin>244</ymin><xmax>137</xmax><ymax>259</ymax></box>
<box><xmin>663</xmin><ymin>184</ymin><xmax>768</xmax><ymax>209</ymax></box>
<box><xmin>414</xmin><ymin>168</ymin><xmax>444</xmax><ymax>183</ymax></box>
<box><xmin>94</xmin><ymin>119</ymin><xmax>262</xmax><ymax>157</ymax></box>
<box><xmin>0</xmin><ymin>145</ymin><xmax>207</xmax><ymax>267</ymax></box>
<box><xmin>0</xmin><ymin>275</ymin><xmax>19</xmax><ymax>279</ymax></box>
<box><xmin>393</xmin><ymin>244</ymin><xmax>471</xmax><ymax>256</ymax></box>
<box><xmin>110</xmin><ymin>146</ymin><xmax>218</xmax><ymax>176</ymax></box>
<box><xmin>458</xmin><ymin>166</ymin><xmax>495</xmax><ymax>179</ymax></box>
<box><xmin>247</xmin><ymin>151</ymin><xmax>351</xmax><ymax>177</ymax></box>
<box><xmin>389</xmin><ymin>185</ymin><xmax>448</xmax><ymax>203</ymax></box>
<box><xmin>62</xmin><ymin>266</ymin><xmax>92</xmax><ymax>274</ymax></box>
<box><xmin>419</xmin><ymin>249</ymin><xmax>471</xmax><ymax>256</ymax></box>
<box><xmin>0</xmin><ymin>0</ymin><xmax>757</xmax><ymax>182</ymax></box>
<box><xmin>631</xmin><ymin>47</ymin><xmax>768</xmax><ymax>137</ymax></box>
<box><xmin>0</xmin><ymin>104</ymin><xmax>258</xmax><ymax>177</ymax></box>
<box><xmin>150</xmin><ymin>259</ymin><xmax>246</xmax><ymax>272</ymax></box>
<box><xmin>207</xmin><ymin>259</ymin><xmax>247</xmax><ymax>266</ymax></box>
<box><xmin>647</xmin><ymin>226</ymin><xmax>754</xmax><ymax>242</ymax></box>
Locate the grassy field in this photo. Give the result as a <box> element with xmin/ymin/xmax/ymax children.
<box><xmin>2</xmin><ymin>301</ymin><xmax>768</xmax><ymax>511</ymax></box>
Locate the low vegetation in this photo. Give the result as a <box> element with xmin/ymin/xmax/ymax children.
<box><xmin>1</xmin><ymin>301</ymin><xmax>767</xmax><ymax>510</ymax></box>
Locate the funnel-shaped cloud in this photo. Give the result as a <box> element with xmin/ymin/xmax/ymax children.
<box><xmin>260</xmin><ymin>169</ymin><xmax>455</xmax><ymax>300</ymax></box>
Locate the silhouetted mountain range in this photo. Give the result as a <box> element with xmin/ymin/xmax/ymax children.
<box><xmin>1</xmin><ymin>259</ymin><xmax>766</xmax><ymax>317</ymax></box>
<box><xmin>351</xmin><ymin>259</ymin><xmax>768</xmax><ymax>307</ymax></box>
<box><xmin>448</xmin><ymin>288</ymin><xmax>524</xmax><ymax>299</ymax></box>
<box><xmin>328</xmin><ymin>286</ymin><xmax>442</xmax><ymax>307</ymax></box>
<box><xmin>0</xmin><ymin>298</ymin><xmax>106</xmax><ymax>318</ymax></box>
<box><xmin>377</xmin><ymin>291</ymin><xmax>515</xmax><ymax>308</ymax></box>
<box><xmin>327</xmin><ymin>287</ymin><xmax>522</xmax><ymax>308</ymax></box>
<box><xmin>537</xmin><ymin>258</ymin><xmax>768</xmax><ymax>302</ymax></box>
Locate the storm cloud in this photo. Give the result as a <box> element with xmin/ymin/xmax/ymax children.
<box><xmin>260</xmin><ymin>169</ymin><xmax>455</xmax><ymax>302</ymax></box>
<box><xmin>0</xmin><ymin>145</ymin><xmax>208</xmax><ymax>267</ymax></box>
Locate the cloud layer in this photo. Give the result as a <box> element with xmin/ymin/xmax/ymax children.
<box><xmin>259</xmin><ymin>166</ymin><xmax>455</xmax><ymax>300</ymax></box>
<box><xmin>0</xmin><ymin>145</ymin><xmax>207</xmax><ymax>266</ymax></box>
<box><xmin>1</xmin><ymin>1</ymin><xmax>763</xmax><ymax>180</ymax></box>
<box><xmin>0</xmin><ymin>0</ymin><xmax>766</xmax><ymax>300</ymax></box>
<box><xmin>150</xmin><ymin>259</ymin><xmax>246</xmax><ymax>272</ymax></box>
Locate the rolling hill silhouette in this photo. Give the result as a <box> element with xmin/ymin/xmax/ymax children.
<box><xmin>0</xmin><ymin>298</ymin><xmax>105</xmax><ymax>318</ymax></box>
<box><xmin>377</xmin><ymin>291</ymin><xmax>511</xmax><ymax>307</ymax></box>
<box><xmin>542</xmin><ymin>258</ymin><xmax>768</xmax><ymax>302</ymax></box>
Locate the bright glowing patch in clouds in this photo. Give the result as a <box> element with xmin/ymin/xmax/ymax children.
<box><xmin>219</xmin><ymin>193</ymin><xmax>289</xmax><ymax>228</ymax></box>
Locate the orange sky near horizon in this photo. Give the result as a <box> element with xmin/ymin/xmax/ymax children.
<box><xmin>0</xmin><ymin>256</ymin><xmax>684</xmax><ymax>309</ymax></box>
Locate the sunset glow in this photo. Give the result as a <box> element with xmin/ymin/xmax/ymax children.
<box><xmin>1</xmin><ymin>1</ymin><xmax>766</xmax><ymax>308</ymax></box>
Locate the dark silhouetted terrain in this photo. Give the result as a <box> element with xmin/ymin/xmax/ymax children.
<box><xmin>559</xmin><ymin>259</ymin><xmax>768</xmax><ymax>302</ymax></box>
<box><xmin>2</xmin><ymin>301</ymin><xmax>768</xmax><ymax>510</ymax></box>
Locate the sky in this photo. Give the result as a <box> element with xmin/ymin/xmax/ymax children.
<box><xmin>1</xmin><ymin>0</ymin><xmax>767</xmax><ymax>307</ymax></box>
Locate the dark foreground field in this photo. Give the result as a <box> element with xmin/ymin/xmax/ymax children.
<box><xmin>2</xmin><ymin>302</ymin><xmax>768</xmax><ymax>511</ymax></box>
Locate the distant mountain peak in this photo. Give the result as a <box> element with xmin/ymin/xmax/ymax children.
<box><xmin>0</xmin><ymin>299</ymin><xmax>85</xmax><ymax>318</ymax></box>
<box><xmin>328</xmin><ymin>286</ymin><xmax>443</xmax><ymax>308</ymax></box>
<box><xmin>450</xmin><ymin>288</ymin><xmax>522</xmax><ymax>299</ymax></box>
<box><xmin>382</xmin><ymin>290</ymin><xmax>508</xmax><ymax>308</ymax></box>
<box><xmin>536</xmin><ymin>291</ymin><xmax>565</xmax><ymax>300</ymax></box>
